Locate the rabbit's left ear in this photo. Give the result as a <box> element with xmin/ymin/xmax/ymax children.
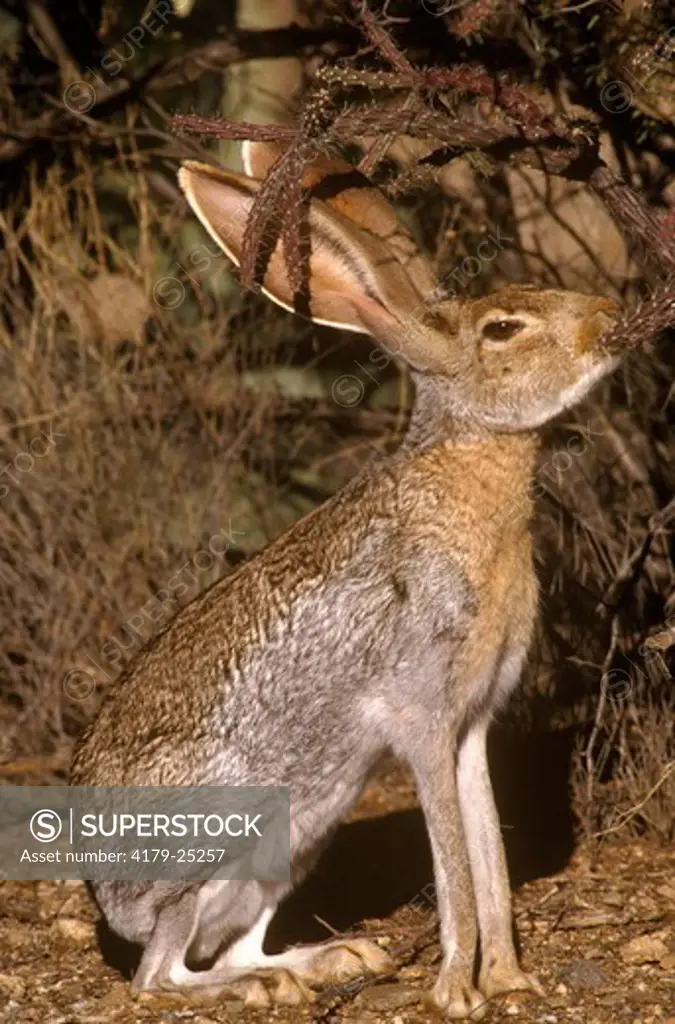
<box><xmin>241</xmin><ymin>140</ymin><xmax>438</xmax><ymax>299</ymax></box>
<box><xmin>179</xmin><ymin>159</ymin><xmax>449</xmax><ymax>372</ymax></box>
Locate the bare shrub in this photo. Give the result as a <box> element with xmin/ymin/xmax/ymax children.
<box><xmin>0</xmin><ymin>151</ymin><xmax>387</xmax><ymax>766</ymax></box>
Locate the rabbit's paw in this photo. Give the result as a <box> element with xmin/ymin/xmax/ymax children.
<box><xmin>301</xmin><ymin>938</ymin><xmax>394</xmax><ymax>991</ymax></box>
<box><xmin>479</xmin><ymin>960</ymin><xmax>544</xmax><ymax>1001</ymax></box>
<box><xmin>232</xmin><ymin>969</ymin><xmax>314</xmax><ymax>1008</ymax></box>
<box><xmin>426</xmin><ymin>966</ymin><xmax>487</xmax><ymax>1020</ymax></box>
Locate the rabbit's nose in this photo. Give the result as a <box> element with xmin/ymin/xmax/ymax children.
<box><xmin>594</xmin><ymin>296</ymin><xmax>620</xmax><ymax>319</ymax></box>
<box><xmin>575</xmin><ymin>297</ymin><xmax>620</xmax><ymax>354</ymax></box>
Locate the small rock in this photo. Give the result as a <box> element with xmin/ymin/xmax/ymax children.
<box><xmin>554</xmin><ymin>982</ymin><xmax>568</xmax><ymax>995</ymax></box>
<box><xmin>600</xmin><ymin>891</ymin><xmax>624</xmax><ymax>908</ymax></box>
<box><xmin>0</xmin><ymin>922</ymin><xmax>34</xmax><ymax>949</ymax></box>
<box><xmin>561</xmin><ymin>959</ymin><xmax>609</xmax><ymax>990</ymax></box>
<box><xmin>659</xmin><ymin>951</ymin><xmax>675</xmax><ymax>971</ymax></box>
<box><xmin>398</xmin><ymin>965</ymin><xmax>426</xmax><ymax>979</ymax></box>
<box><xmin>52</xmin><ymin>916</ymin><xmax>95</xmax><ymax>944</ymax></box>
<box><xmin>506</xmin><ymin>1003</ymin><xmax>521</xmax><ymax>1016</ymax></box>
<box><xmin>137</xmin><ymin>991</ymin><xmax>189</xmax><ymax>1008</ymax></box>
<box><xmin>58</xmin><ymin>891</ymin><xmax>90</xmax><ymax>918</ymax></box>
<box><xmin>620</xmin><ymin>935</ymin><xmax>669</xmax><ymax>965</ymax></box>
<box><xmin>358</xmin><ymin>981</ymin><xmax>420</xmax><ymax>1011</ymax></box>
<box><xmin>635</xmin><ymin>897</ymin><xmax>663</xmax><ymax>921</ymax></box>
<box><xmin>0</xmin><ymin>973</ymin><xmax>26</xmax><ymax>1000</ymax></box>
<box><xmin>96</xmin><ymin>981</ymin><xmax>130</xmax><ymax>1007</ymax></box>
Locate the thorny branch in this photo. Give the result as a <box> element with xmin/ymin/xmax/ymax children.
<box><xmin>174</xmin><ymin>1</ymin><xmax>675</xmax><ymax>345</ymax></box>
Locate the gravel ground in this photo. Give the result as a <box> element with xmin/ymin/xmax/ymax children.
<box><xmin>1</xmin><ymin>757</ymin><xmax>673</xmax><ymax>1024</ymax></box>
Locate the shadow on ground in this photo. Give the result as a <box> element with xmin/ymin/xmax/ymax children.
<box><xmin>97</xmin><ymin>724</ymin><xmax>577</xmax><ymax>975</ymax></box>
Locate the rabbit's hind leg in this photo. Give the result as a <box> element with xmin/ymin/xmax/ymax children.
<box><xmin>184</xmin><ymin>911</ymin><xmax>393</xmax><ymax>1006</ymax></box>
<box><xmin>132</xmin><ymin>880</ymin><xmax>393</xmax><ymax>1007</ymax></box>
<box><xmin>131</xmin><ymin>886</ymin><xmax>202</xmax><ymax>994</ymax></box>
<box><xmin>269</xmin><ymin>935</ymin><xmax>394</xmax><ymax>990</ymax></box>
<box><xmin>131</xmin><ymin>879</ymin><xmax>271</xmax><ymax>996</ymax></box>
<box><xmin>157</xmin><ymin>902</ymin><xmax>314</xmax><ymax>1008</ymax></box>
<box><xmin>221</xmin><ymin>927</ymin><xmax>394</xmax><ymax>1006</ymax></box>
<box><xmin>131</xmin><ymin>881</ymin><xmax>313</xmax><ymax>1007</ymax></box>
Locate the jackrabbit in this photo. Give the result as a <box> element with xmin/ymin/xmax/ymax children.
<box><xmin>71</xmin><ymin>140</ymin><xmax>620</xmax><ymax>1019</ymax></box>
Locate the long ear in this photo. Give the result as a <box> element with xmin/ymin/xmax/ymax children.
<box><xmin>242</xmin><ymin>140</ymin><xmax>437</xmax><ymax>298</ymax></box>
<box><xmin>178</xmin><ymin>158</ymin><xmax>448</xmax><ymax>372</ymax></box>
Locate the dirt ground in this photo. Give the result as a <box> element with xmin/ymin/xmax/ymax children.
<box><xmin>1</xmin><ymin>756</ymin><xmax>673</xmax><ymax>1024</ymax></box>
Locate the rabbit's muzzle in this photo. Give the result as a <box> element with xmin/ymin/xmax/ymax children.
<box><xmin>574</xmin><ymin>297</ymin><xmax>620</xmax><ymax>355</ymax></box>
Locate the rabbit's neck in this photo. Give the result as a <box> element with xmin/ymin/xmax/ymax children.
<box><xmin>404</xmin><ymin>373</ymin><xmax>537</xmax><ymax>451</ymax></box>
<box><xmin>401</xmin><ymin>374</ymin><xmax>539</xmax><ymax>527</ymax></box>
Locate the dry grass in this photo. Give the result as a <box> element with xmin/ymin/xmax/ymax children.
<box><xmin>0</xmin><ymin>150</ymin><xmax>391</xmax><ymax>768</ymax></box>
<box><xmin>571</xmin><ymin>667</ymin><xmax>674</xmax><ymax>844</ymax></box>
<box><xmin>524</xmin><ymin>358</ymin><xmax>675</xmax><ymax>843</ymax></box>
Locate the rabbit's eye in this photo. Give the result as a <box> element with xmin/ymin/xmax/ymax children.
<box><xmin>482</xmin><ymin>319</ymin><xmax>525</xmax><ymax>343</ymax></box>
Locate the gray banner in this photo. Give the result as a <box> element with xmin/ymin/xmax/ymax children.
<box><xmin>0</xmin><ymin>786</ymin><xmax>290</xmax><ymax>882</ymax></box>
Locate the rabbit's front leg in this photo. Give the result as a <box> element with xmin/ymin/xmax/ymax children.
<box><xmin>457</xmin><ymin>717</ymin><xmax>544</xmax><ymax>1002</ymax></box>
<box><xmin>407</xmin><ymin>728</ymin><xmax>486</xmax><ymax>1020</ymax></box>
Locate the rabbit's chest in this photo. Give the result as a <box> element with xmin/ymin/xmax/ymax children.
<box><xmin>455</xmin><ymin>534</ymin><xmax>538</xmax><ymax>711</ymax></box>
<box><xmin>477</xmin><ymin>534</ymin><xmax>537</xmax><ymax>635</ymax></box>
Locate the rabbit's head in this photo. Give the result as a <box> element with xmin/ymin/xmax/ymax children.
<box><xmin>178</xmin><ymin>143</ymin><xmax>619</xmax><ymax>433</ymax></box>
<box><xmin>414</xmin><ymin>284</ymin><xmax>619</xmax><ymax>430</ymax></box>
